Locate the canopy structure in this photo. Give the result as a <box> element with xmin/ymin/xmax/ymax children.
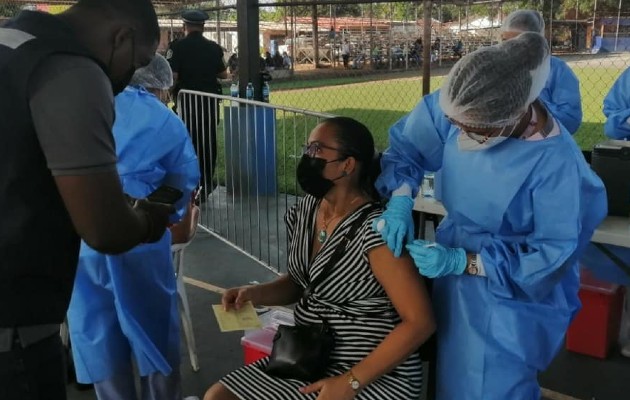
<box><xmin>3</xmin><ymin>0</ymin><xmax>527</xmax><ymax>95</ymax></box>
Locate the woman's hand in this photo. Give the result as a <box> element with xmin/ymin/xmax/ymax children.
<box><xmin>299</xmin><ymin>374</ymin><xmax>356</xmax><ymax>400</ymax></box>
<box><xmin>221</xmin><ymin>286</ymin><xmax>256</xmax><ymax>311</ymax></box>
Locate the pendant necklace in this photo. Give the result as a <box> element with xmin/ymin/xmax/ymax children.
<box><xmin>317</xmin><ymin>196</ymin><xmax>362</xmax><ymax>244</ymax></box>
<box><xmin>318</xmin><ymin>214</ymin><xmax>340</xmax><ymax>244</ymax></box>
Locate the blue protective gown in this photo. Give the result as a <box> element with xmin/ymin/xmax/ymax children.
<box><xmin>603</xmin><ymin>66</ymin><xmax>630</xmax><ymax>139</ymax></box>
<box><xmin>377</xmin><ymin>98</ymin><xmax>607</xmax><ymax>399</ymax></box>
<box><xmin>67</xmin><ymin>86</ymin><xmax>200</xmax><ymax>384</ymax></box>
<box><xmin>540</xmin><ymin>56</ymin><xmax>582</xmax><ymax>134</ymax></box>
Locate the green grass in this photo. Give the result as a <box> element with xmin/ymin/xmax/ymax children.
<box><xmin>572</xmin><ymin>67</ymin><xmax>625</xmax><ymax>149</ymax></box>
<box><xmin>271</xmin><ymin>76</ymin><xmax>440</xmax><ymax>150</ymax></box>
<box><xmin>268</xmin><ymin>66</ymin><xmax>623</xmax><ymax>151</ymax></box>
<box><xmin>214</xmin><ymin>66</ymin><xmax>624</xmax><ymax>193</ymax></box>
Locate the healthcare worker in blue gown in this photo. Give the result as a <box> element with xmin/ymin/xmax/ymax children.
<box><xmin>415</xmin><ymin>10</ymin><xmax>583</xmax><ymax>142</ymax></box>
<box><xmin>604</xmin><ymin>66</ymin><xmax>630</xmax><ymax>139</ymax></box>
<box><xmin>67</xmin><ymin>54</ymin><xmax>200</xmax><ymax>400</ymax></box>
<box><xmin>502</xmin><ymin>10</ymin><xmax>583</xmax><ymax>134</ymax></box>
<box><xmin>596</xmin><ymin>66</ymin><xmax>630</xmax><ymax>357</ymax></box>
<box><xmin>373</xmin><ymin>32</ymin><xmax>607</xmax><ymax>399</ymax></box>
<box><xmin>590</xmin><ymin>65</ymin><xmax>630</xmax><ymax>288</ymax></box>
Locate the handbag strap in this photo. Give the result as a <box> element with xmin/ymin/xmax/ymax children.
<box><xmin>303</xmin><ymin>202</ymin><xmax>381</xmax><ymax>301</ymax></box>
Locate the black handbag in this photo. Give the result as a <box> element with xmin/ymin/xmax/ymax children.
<box><xmin>265</xmin><ymin>203</ymin><xmax>379</xmax><ymax>382</ymax></box>
<box><xmin>264</xmin><ymin>322</ymin><xmax>335</xmax><ymax>381</ymax></box>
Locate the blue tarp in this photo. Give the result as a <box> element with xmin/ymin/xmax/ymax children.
<box><xmin>593</xmin><ymin>36</ymin><xmax>630</xmax><ymax>53</ymax></box>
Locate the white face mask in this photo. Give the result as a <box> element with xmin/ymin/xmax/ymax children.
<box><xmin>457</xmin><ymin>133</ymin><xmax>508</xmax><ymax>151</ymax></box>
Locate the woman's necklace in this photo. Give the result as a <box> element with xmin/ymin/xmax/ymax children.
<box><xmin>317</xmin><ymin>196</ymin><xmax>363</xmax><ymax>244</ymax></box>
<box><xmin>318</xmin><ymin>214</ymin><xmax>341</xmax><ymax>244</ymax></box>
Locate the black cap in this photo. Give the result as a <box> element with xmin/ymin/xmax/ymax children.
<box><xmin>182</xmin><ymin>10</ymin><xmax>209</xmax><ymax>25</ymax></box>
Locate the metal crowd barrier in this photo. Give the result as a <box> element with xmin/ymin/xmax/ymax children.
<box><xmin>177</xmin><ymin>89</ymin><xmax>333</xmax><ymax>273</ymax></box>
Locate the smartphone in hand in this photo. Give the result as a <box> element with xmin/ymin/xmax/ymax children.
<box><xmin>147</xmin><ymin>185</ymin><xmax>184</xmax><ymax>205</ymax></box>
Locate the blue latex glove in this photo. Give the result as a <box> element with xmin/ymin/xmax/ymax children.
<box><xmin>405</xmin><ymin>239</ymin><xmax>467</xmax><ymax>278</ymax></box>
<box><xmin>372</xmin><ymin>195</ymin><xmax>415</xmax><ymax>257</ymax></box>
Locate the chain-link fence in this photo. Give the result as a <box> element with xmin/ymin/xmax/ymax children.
<box><xmin>3</xmin><ymin>0</ymin><xmax>629</xmax><ymax>152</ymax></box>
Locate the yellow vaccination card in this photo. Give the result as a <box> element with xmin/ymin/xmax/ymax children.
<box><xmin>212</xmin><ymin>302</ymin><xmax>262</xmax><ymax>332</ymax></box>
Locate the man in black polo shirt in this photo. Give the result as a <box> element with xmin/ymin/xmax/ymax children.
<box><xmin>0</xmin><ymin>1</ymin><xmax>173</xmax><ymax>398</ymax></box>
<box><xmin>167</xmin><ymin>10</ymin><xmax>228</xmax><ymax>199</ymax></box>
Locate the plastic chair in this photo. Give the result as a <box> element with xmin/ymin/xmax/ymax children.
<box><xmin>171</xmin><ymin>205</ymin><xmax>201</xmax><ymax>372</ymax></box>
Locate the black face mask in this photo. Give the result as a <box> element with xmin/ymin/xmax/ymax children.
<box><xmin>111</xmin><ymin>67</ymin><xmax>135</xmax><ymax>95</ymax></box>
<box><xmin>108</xmin><ymin>34</ymin><xmax>136</xmax><ymax>95</ymax></box>
<box><xmin>296</xmin><ymin>155</ymin><xmax>344</xmax><ymax>198</ymax></box>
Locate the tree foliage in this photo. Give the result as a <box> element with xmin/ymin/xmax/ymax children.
<box><xmin>0</xmin><ymin>3</ymin><xmax>20</xmax><ymax>18</ymax></box>
<box><xmin>259</xmin><ymin>0</ymin><xmax>627</xmax><ymax>23</ymax></box>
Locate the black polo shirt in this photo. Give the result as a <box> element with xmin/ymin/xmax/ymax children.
<box><xmin>168</xmin><ymin>31</ymin><xmax>226</xmax><ymax>93</ymax></box>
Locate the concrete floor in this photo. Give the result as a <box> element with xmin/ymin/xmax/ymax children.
<box><xmin>67</xmin><ymin>230</ymin><xmax>630</xmax><ymax>400</ymax></box>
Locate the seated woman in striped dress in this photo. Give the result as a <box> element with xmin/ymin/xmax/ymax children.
<box><xmin>204</xmin><ymin>117</ymin><xmax>435</xmax><ymax>400</ymax></box>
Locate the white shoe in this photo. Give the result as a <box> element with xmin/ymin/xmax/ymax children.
<box><xmin>183</xmin><ymin>397</ymin><xmax>200</xmax><ymax>400</ymax></box>
<box><xmin>620</xmin><ymin>343</ymin><xmax>630</xmax><ymax>358</ymax></box>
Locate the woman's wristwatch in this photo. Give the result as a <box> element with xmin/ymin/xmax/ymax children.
<box><xmin>347</xmin><ymin>370</ymin><xmax>361</xmax><ymax>392</ymax></box>
<box><xmin>465</xmin><ymin>254</ymin><xmax>479</xmax><ymax>275</ymax></box>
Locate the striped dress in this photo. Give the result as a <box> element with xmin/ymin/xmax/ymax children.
<box><xmin>221</xmin><ymin>195</ymin><xmax>423</xmax><ymax>400</ymax></box>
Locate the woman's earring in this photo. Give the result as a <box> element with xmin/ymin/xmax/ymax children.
<box><xmin>341</xmin><ymin>171</ymin><xmax>348</xmax><ymax>177</ymax></box>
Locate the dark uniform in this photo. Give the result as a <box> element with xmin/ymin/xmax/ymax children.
<box><xmin>167</xmin><ymin>10</ymin><xmax>226</xmax><ymax>195</ymax></box>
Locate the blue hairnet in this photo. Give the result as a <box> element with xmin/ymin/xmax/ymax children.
<box><xmin>501</xmin><ymin>10</ymin><xmax>545</xmax><ymax>35</ymax></box>
<box><xmin>130</xmin><ymin>54</ymin><xmax>173</xmax><ymax>90</ymax></box>
<box><xmin>439</xmin><ymin>32</ymin><xmax>550</xmax><ymax>128</ymax></box>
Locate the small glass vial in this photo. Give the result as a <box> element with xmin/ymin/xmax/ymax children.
<box><xmin>422</xmin><ymin>173</ymin><xmax>435</xmax><ymax>198</ymax></box>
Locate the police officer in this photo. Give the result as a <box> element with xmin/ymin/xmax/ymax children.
<box><xmin>167</xmin><ymin>10</ymin><xmax>228</xmax><ymax>199</ymax></box>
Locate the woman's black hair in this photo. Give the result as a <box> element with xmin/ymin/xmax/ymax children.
<box><xmin>323</xmin><ymin>116</ymin><xmax>382</xmax><ymax>200</ymax></box>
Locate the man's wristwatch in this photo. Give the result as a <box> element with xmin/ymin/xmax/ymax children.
<box><xmin>348</xmin><ymin>370</ymin><xmax>361</xmax><ymax>392</ymax></box>
<box><xmin>466</xmin><ymin>254</ymin><xmax>479</xmax><ymax>275</ymax></box>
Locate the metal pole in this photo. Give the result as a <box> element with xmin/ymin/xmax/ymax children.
<box><xmin>423</xmin><ymin>0</ymin><xmax>432</xmax><ymax>95</ymax></box>
<box><xmin>576</xmin><ymin>0</ymin><xmax>579</xmax><ymax>51</ymax></box>
<box><xmin>333</xmin><ymin>5</ymin><xmax>337</xmax><ymax>67</ymax></box>
<box><xmin>370</xmin><ymin>2</ymin><xmax>374</xmax><ymax>69</ymax></box>
<box><xmin>438</xmin><ymin>0</ymin><xmax>442</xmax><ymax>66</ymax></box>
<box><xmin>614</xmin><ymin>0</ymin><xmax>622</xmax><ymax>51</ymax></box>
<box><xmin>593</xmin><ymin>0</ymin><xmax>597</xmax><ymax>50</ymax></box>
<box><xmin>466</xmin><ymin>0</ymin><xmax>469</xmax><ymax>32</ymax></box>
<box><xmin>390</xmin><ymin>2</ymin><xmax>394</xmax><ymax>70</ymax></box>
<box><xmin>489</xmin><ymin>3</ymin><xmax>494</xmax><ymax>44</ymax></box>
<box><xmin>237</xmin><ymin>0</ymin><xmax>261</xmax><ymax>100</ymax></box>
<box><xmin>415</xmin><ymin>2</ymin><xmax>418</xmax><ymax>24</ymax></box>
<box><xmin>284</xmin><ymin>3</ymin><xmax>288</xmax><ymax>37</ymax></box>
<box><xmin>466</xmin><ymin>0</ymin><xmax>470</xmax><ymax>33</ymax></box>
<box><xmin>330</xmin><ymin>4</ymin><xmax>334</xmax><ymax>67</ymax></box>
<box><xmin>551</xmin><ymin>0</ymin><xmax>555</xmax><ymax>53</ymax></box>
<box><xmin>216</xmin><ymin>0</ymin><xmax>221</xmax><ymax>45</ymax></box>
<box><xmin>312</xmin><ymin>4</ymin><xmax>319</xmax><ymax>68</ymax></box>
<box><xmin>291</xmin><ymin>2</ymin><xmax>296</xmax><ymax>70</ymax></box>
<box><xmin>361</xmin><ymin>3</ymin><xmax>364</xmax><ymax>37</ymax></box>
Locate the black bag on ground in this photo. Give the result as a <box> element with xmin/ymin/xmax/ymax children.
<box><xmin>265</xmin><ymin>203</ymin><xmax>379</xmax><ymax>382</ymax></box>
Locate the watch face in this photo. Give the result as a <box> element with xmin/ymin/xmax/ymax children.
<box><xmin>351</xmin><ymin>380</ymin><xmax>360</xmax><ymax>390</ymax></box>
